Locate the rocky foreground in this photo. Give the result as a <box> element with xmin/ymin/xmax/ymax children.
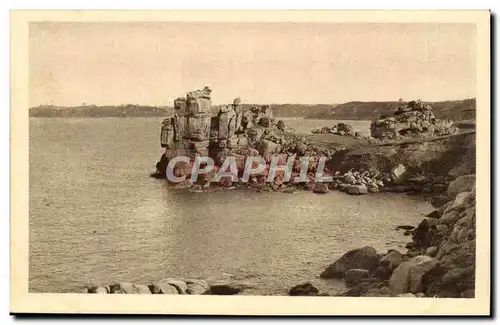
<box><xmin>290</xmin><ymin>174</ymin><xmax>476</xmax><ymax>298</ymax></box>
<box><xmin>85</xmin><ymin>95</ymin><xmax>476</xmax><ymax>296</ymax></box>
<box><xmin>84</xmin><ymin>177</ymin><xmax>476</xmax><ymax>297</ymax></box>
<box><xmin>83</xmin><ymin>279</ymin><xmax>251</xmax><ymax>295</ymax></box>
<box><xmin>84</xmin><ymin>172</ymin><xmax>476</xmax><ymax>298</ymax></box>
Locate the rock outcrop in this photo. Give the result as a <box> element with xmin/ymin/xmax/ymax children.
<box><xmin>289</xmin><ymin>282</ymin><xmax>320</xmax><ymax>296</ymax></box>
<box><xmin>327</xmin><ymin>131</ymin><xmax>475</xmax><ymax>195</ymax></box>
<box><xmin>370</xmin><ymin>99</ymin><xmax>459</xmax><ymax>140</ymax></box>
<box><xmin>83</xmin><ymin>278</ymin><xmax>249</xmax><ymax>295</ymax></box>
<box><xmin>320</xmin><ymin>246</ymin><xmax>380</xmax><ymax>278</ymax></box>
<box><xmin>311</xmin><ymin>122</ymin><xmax>371</xmax><ymax>140</ymax></box>
<box><xmin>154</xmin><ymin>90</ymin><xmax>475</xmax><ymax>201</ymax></box>
<box><xmin>303</xmin><ymin>176</ymin><xmax>476</xmax><ymax>298</ymax></box>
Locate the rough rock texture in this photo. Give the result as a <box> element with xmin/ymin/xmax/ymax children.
<box><xmin>389</xmin><ymin>255</ymin><xmax>440</xmax><ymax>294</ymax></box>
<box><xmin>370</xmin><ymin>100</ymin><xmax>458</xmax><ymax>140</ymax></box>
<box><xmin>320</xmin><ymin>246</ymin><xmax>380</xmax><ymax>278</ymax></box>
<box><xmin>344</xmin><ymin>184</ymin><xmax>368</xmax><ymax>195</ymax></box>
<box><xmin>344</xmin><ymin>269</ymin><xmax>370</xmax><ymax>287</ymax></box>
<box><xmin>447</xmin><ymin>175</ymin><xmax>476</xmax><ymax>199</ymax></box>
<box><xmin>329</xmin><ymin>176</ymin><xmax>476</xmax><ymax>298</ymax></box>
<box><xmin>289</xmin><ymin>282</ymin><xmax>319</xmax><ymax>296</ymax></box>
<box><xmin>209</xmin><ymin>282</ymin><xmax>251</xmax><ymax>295</ymax></box>
<box><xmin>327</xmin><ymin>132</ymin><xmax>475</xmax><ymax>194</ymax></box>
<box><xmin>313</xmin><ymin>183</ymin><xmax>329</xmax><ymax>194</ymax></box>
<box><xmin>149</xmin><ymin>281</ymin><xmax>179</xmax><ymax>294</ymax></box>
<box><xmin>311</xmin><ymin>122</ymin><xmax>371</xmax><ymax>140</ymax></box>
<box><xmin>84</xmin><ymin>278</ymin><xmax>245</xmax><ymax>295</ymax></box>
<box><xmin>109</xmin><ymin>282</ymin><xmax>142</xmax><ymax>294</ymax></box>
<box><xmin>379</xmin><ymin>250</ymin><xmax>403</xmax><ymax>271</ymax></box>
<box><xmin>164</xmin><ymin>279</ymin><xmax>188</xmax><ymax>294</ymax></box>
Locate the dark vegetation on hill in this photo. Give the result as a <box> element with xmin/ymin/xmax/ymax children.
<box><xmin>29</xmin><ymin>104</ymin><xmax>173</xmax><ymax>117</ymax></box>
<box><xmin>29</xmin><ymin>98</ymin><xmax>475</xmax><ymax>121</ymax></box>
<box><xmin>306</xmin><ymin>98</ymin><xmax>476</xmax><ymax>121</ymax></box>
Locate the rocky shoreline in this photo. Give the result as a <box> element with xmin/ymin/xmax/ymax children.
<box><xmin>84</xmin><ymin>169</ymin><xmax>476</xmax><ymax>297</ymax></box>
<box><xmin>289</xmin><ymin>174</ymin><xmax>476</xmax><ymax>298</ymax></box>
<box><xmin>151</xmin><ymin>91</ymin><xmax>474</xmax><ymax>200</ymax></box>
<box><xmin>83</xmin><ymin>278</ymin><xmax>252</xmax><ymax>295</ymax></box>
<box><xmin>152</xmin><ymin>130</ymin><xmax>474</xmax><ymax>203</ymax></box>
<box><xmin>82</xmin><ymin>93</ymin><xmax>476</xmax><ymax>297</ymax></box>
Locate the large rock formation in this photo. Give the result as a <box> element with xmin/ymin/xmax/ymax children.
<box><xmin>327</xmin><ymin>131</ymin><xmax>476</xmax><ymax>194</ymax></box>
<box><xmin>320</xmin><ymin>246</ymin><xmax>380</xmax><ymax>278</ymax></box>
<box><xmin>155</xmin><ymin>88</ymin><xmax>323</xmax><ymax>188</ymax></box>
<box><xmin>159</xmin><ymin>87</ymin><xmax>213</xmax><ymax>160</ymax></box>
<box><xmin>311</xmin><ymin>122</ymin><xmax>370</xmax><ymax>140</ymax></box>
<box><xmin>370</xmin><ymin>100</ymin><xmax>459</xmax><ymax>140</ymax></box>
<box><xmin>83</xmin><ymin>278</ymin><xmax>250</xmax><ymax>295</ymax></box>
<box><xmin>306</xmin><ymin>178</ymin><xmax>476</xmax><ymax>298</ymax></box>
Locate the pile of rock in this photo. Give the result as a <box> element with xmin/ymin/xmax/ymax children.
<box><xmin>371</xmin><ymin>100</ymin><xmax>459</xmax><ymax>140</ymax></box>
<box><xmin>312</xmin><ymin>122</ymin><xmax>370</xmax><ymax>139</ymax></box>
<box><xmin>327</xmin><ymin>163</ymin><xmax>431</xmax><ymax>195</ymax></box>
<box><xmin>83</xmin><ymin>278</ymin><xmax>251</xmax><ymax>295</ymax></box>
<box><xmin>331</xmin><ymin>170</ymin><xmax>386</xmax><ymax>194</ymax></box>
<box><xmin>289</xmin><ymin>174</ymin><xmax>476</xmax><ymax>298</ymax></box>
<box><xmin>157</xmin><ymin>86</ymin><xmax>213</xmax><ymax>162</ymax></box>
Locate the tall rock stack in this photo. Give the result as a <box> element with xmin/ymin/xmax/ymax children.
<box><xmin>181</xmin><ymin>86</ymin><xmax>212</xmax><ymax>158</ymax></box>
<box><xmin>157</xmin><ymin>89</ymin><xmax>287</xmax><ymax>179</ymax></box>
<box><xmin>173</xmin><ymin>97</ymin><xmax>187</xmax><ymax>142</ymax></box>
<box><xmin>233</xmin><ymin>97</ymin><xmax>243</xmax><ymax>134</ymax></box>
<box><xmin>212</xmin><ymin>104</ymin><xmax>235</xmax><ymax>163</ymax></box>
<box><xmin>160</xmin><ymin>117</ymin><xmax>175</xmax><ymax>149</ymax></box>
<box><xmin>370</xmin><ymin>100</ymin><xmax>459</xmax><ymax>140</ymax></box>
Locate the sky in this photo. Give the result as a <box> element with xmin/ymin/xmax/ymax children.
<box><xmin>29</xmin><ymin>22</ymin><xmax>477</xmax><ymax>107</ymax></box>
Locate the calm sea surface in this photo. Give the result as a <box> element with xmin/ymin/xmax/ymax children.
<box><xmin>29</xmin><ymin>117</ymin><xmax>433</xmax><ymax>295</ymax></box>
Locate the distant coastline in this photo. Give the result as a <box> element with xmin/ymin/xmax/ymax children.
<box><xmin>304</xmin><ymin>98</ymin><xmax>476</xmax><ymax>121</ymax></box>
<box><xmin>29</xmin><ymin>98</ymin><xmax>475</xmax><ymax>120</ymax></box>
<box><xmin>29</xmin><ymin>104</ymin><xmax>174</xmax><ymax>118</ymax></box>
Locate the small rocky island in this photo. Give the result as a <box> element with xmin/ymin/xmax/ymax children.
<box><xmin>83</xmin><ymin>87</ymin><xmax>476</xmax><ymax>298</ymax></box>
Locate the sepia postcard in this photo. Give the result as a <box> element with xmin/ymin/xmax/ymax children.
<box><xmin>11</xmin><ymin>10</ymin><xmax>490</xmax><ymax>315</ymax></box>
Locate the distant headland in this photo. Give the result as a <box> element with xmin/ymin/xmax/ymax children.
<box><xmin>29</xmin><ymin>98</ymin><xmax>475</xmax><ymax>121</ymax></box>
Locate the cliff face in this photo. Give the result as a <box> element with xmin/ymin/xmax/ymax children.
<box><xmin>417</xmin><ymin>183</ymin><xmax>476</xmax><ymax>297</ymax></box>
<box><xmin>327</xmin><ymin>131</ymin><xmax>476</xmax><ymax>183</ymax></box>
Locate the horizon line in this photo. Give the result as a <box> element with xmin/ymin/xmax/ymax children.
<box><xmin>29</xmin><ymin>97</ymin><xmax>477</xmax><ymax>109</ymax></box>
